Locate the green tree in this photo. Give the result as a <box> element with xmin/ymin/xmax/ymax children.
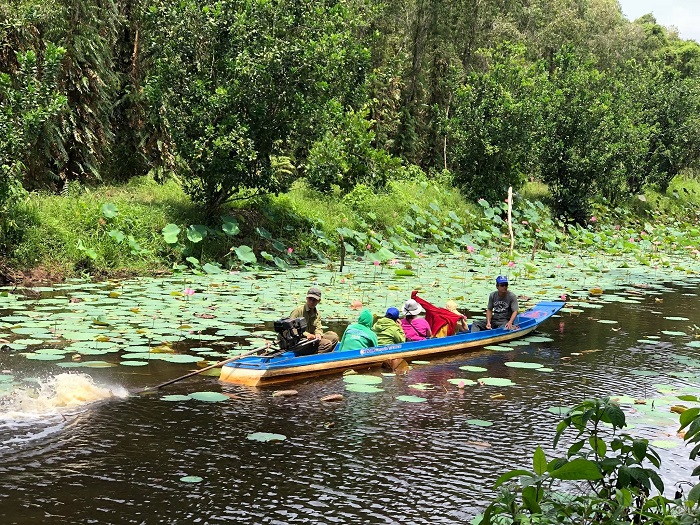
<box><xmin>144</xmin><ymin>0</ymin><xmax>371</xmax><ymax>215</ymax></box>
<box><xmin>447</xmin><ymin>44</ymin><xmax>541</xmax><ymax>203</ymax></box>
<box><xmin>0</xmin><ymin>45</ymin><xmax>66</xmax><ymax>252</ymax></box>
<box><xmin>306</xmin><ymin>106</ymin><xmax>402</xmax><ymax>194</ymax></box>
<box><xmin>537</xmin><ymin>47</ymin><xmax>652</xmax><ymax>222</ymax></box>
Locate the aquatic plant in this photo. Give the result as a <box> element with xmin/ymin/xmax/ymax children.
<box><xmin>476</xmin><ymin>397</ymin><xmax>700</xmax><ymax>525</ymax></box>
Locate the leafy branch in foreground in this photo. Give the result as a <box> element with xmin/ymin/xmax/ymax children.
<box><xmin>476</xmin><ymin>397</ymin><xmax>700</xmax><ymax>525</ymax></box>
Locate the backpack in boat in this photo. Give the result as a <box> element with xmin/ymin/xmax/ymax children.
<box><xmin>273</xmin><ymin>317</ymin><xmax>320</xmax><ymax>355</ymax></box>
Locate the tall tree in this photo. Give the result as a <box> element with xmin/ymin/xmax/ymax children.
<box><xmin>144</xmin><ymin>0</ymin><xmax>372</xmax><ymax>214</ymax></box>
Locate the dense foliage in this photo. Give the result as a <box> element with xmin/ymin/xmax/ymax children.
<box><xmin>2</xmin><ymin>0</ymin><xmax>700</xmax><ymax>255</ymax></box>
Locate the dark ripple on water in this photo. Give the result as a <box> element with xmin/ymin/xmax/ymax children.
<box><xmin>2</xmin><ymin>288</ymin><xmax>700</xmax><ymax>523</ymax></box>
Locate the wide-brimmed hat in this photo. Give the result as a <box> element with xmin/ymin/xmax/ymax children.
<box><xmin>306</xmin><ymin>287</ymin><xmax>322</xmax><ymax>301</ymax></box>
<box><xmin>402</xmin><ymin>299</ymin><xmax>423</xmax><ymax>316</ymax></box>
<box><xmin>385</xmin><ymin>307</ymin><xmax>400</xmax><ymax>320</ymax></box>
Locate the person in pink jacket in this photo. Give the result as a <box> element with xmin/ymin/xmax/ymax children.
<box><xmin>400</xmin><ymin>299</ymin><xmax>432</xmax><ymax>341</ymax></box>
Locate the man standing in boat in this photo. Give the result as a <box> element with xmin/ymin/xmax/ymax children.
<box><xmin>290</xmin><ymin>287</ymin><xmax>339</xmax><ymax>353</ymax></box>
<box><xmin>471</xmin><ymin>276</ymin><xmax>518</xmax><ymax>332</ymax></box>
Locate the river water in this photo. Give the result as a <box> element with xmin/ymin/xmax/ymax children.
<box><xmin>1</xmin><ymin>277</ymin><xmax>700</xmax><ymax>524</ymax></box>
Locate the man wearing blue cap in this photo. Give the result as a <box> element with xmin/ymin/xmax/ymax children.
<box><xmin>471</xmin><ymin>276</ymin><xmax>518</xmax><ymax>332</ymax></box>
<box><xmin>372</xmin><ymin>307</ymin><xmax>406</xmax><ymax>346</ymax></box>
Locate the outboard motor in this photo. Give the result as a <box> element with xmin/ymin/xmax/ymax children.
<box><xmin>273</xmin><ymin>317</ymin><xmax>320</xmax><ymax>356</ymax></box>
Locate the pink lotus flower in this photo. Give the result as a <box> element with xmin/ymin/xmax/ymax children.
<box><xmin>340</xmin><ymin>278</ymin><xmax>346</xmax><ymax>284</ymax></box>
<box><xmin>508</xmin><ymin>261</ymin><xmax>515</xmax><ymax>268</ymax></box>
<box><xmin>183</xmin><ymin>288</ymin><xmax>195</xmax><ymax>296</ymax></box>
<box><xmin>590</xmin><ymin>216</ymin><xmax>597</xmax><ymax>223</ymax></box>
<box><xmin>389</xmin><ymin>259</ymin><xmax>399</xmax><ymax>266</ymax></box>
<box><xmin>560</xmin><ymin>294</ymin><xmax>567</xmax><ymax>301</ymax></box>
<box><xmin>373</xmin><ymin>260</ymin><xmax>380</xmax><ymax>266</ymax></box>
<box><xmin>521</xmin><ymin>220</ymin><xmax>529</xmax><ymax>225</ymax></box>
<box><xmin>287</xmin><ymin>247</ymin><xmax>293</xmax><ymax>254</ymax></box>
<box><xmin>467</xmin><ymin>245</ymin><xmax>475</xmax><ymax>253</ymax></box>
<box><xmin>367</xmin><ymin>244</ymin><xmax>372</xmax><ymax>250</ymax></box>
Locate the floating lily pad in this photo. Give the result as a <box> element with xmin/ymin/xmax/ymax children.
<box><xmin>597</xmin><ymin>319</ymin><xmax>618</xmax><ymax>324</ymax></box>
<box><xmin>548</xmin><ymin>406</ymin><xmax>571</xmax><ymax>416</ymax></box>
<box><xmin>23</xmin><ymin>353</ymin><xmax>65</xmax><ymax>361</ymax></box>
<box><xmin>343</xmin><ymin>374</ymin><xmax>382</xmax><ymax>385</ymax></box>
<box><xmin>478</xmin><ymin>377</ymin><xmax>515</xmax><ymax>387</ymax></box>
<box><xmin>447</xmin><ymin>378</ymin><xmax>477</xmax><ymax>386</ymax></box>
<box><xmin>160</xmin><ymin>354</ymin><xmax>206</xmax><ymax>364</ymax></box>
<box><xmin>121</xmin><ymin>360</ymin><xmax>149</xmax><ymax>367</ymax></box>
<box><xmin>396</xmin><ymin>395</ymin><xmax>427</xmax><ymax>402</ymax></box>
<box><xmin>188</xmin><ymin>391</ymin><xmax>229</xmax><ymax>402</ymax></box>
<box><xmin>685</xmin><ymin>341</ymin><xmax>700</xmax><ymax>348</ymax></box>
<box><xmin>524</xmin><ymin>336</ymin><xmax>554</xmax><ymax>343</ymax></box>
<box><xmin>409</xmin><ymin>383</ymin><xmax>433</xmax><ymax>390</ymax></box>
<box><xmin>162</xmin><ymin>394</ymin><xmax>191</xmax><ymax>402</ymax></box>
<box><xmin>650</xmin><ymin>440</ymin><xmax>679</xmax><ymax>449</ymax></box>
<box><xmin>661</xmin><ymin>331</ymin><xmax>687</xmax><ymax>337</ymax></box>
<box><xmin>504</xmin><ymin>362</ymin><xmax>543</xmax><ymax>369</ymax></box>
<box><xmin>180</xmin><ymin>476</ymin><xmax>203</xmax><ymax>483</ymax></box>
<box><xmin>459</xmin><ymin>365</ymin><xmax>488</xmax><ymax>372</ymax></box>
<box><xmin>345</xmin><ymin>384</ymin><xmax>384</xmax><ymax>393</ymax></box>
<box><xmin>411</xmin><ymin>360</ymin><xmax>430</xmax><ymax>365</ymax></box>
<box><xmin>664</xmin><ymin>316</ymin><xmax>690</xmax><ymax>321</ymax></box>
<box><xmin>637</xmin><ymin>339</ymin><xmax>661</xmax><ymax>345</ymax></box>
<box><xmin>247</xmin><ymin>432</ymin><xmax>287</xmax><ymax>442</ymax></box>
<box><xmin>483</xmin><ymin>345</ymin><xmax>512</xmax><ymax>351</ymax></box>
<box><xmin>466</xmin><ymin>419</ymin><xmax>493</xmax><ymax>427</ymax></box>
<box><xmin>535</xmin><ymin>367</ymin><xmax>554</xmax><ymax>373</ymax></box>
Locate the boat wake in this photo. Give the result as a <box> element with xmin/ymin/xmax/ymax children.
<box><xmin>0</xmin><ymin>372</ymin><xmax>129</xmax><ymax>454</ymax></box>
<box><xmin>0</xmin><ymin>372</ymin><xmax>128</xmax><ymax>418</ymax></box>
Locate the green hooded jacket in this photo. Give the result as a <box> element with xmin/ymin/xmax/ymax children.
<box><xmin>372</xmin><ymin>316</ymin><xmax>406</xmax><ymax>346</ymax></box>
<box><xmin>338</xmin><ymin>309</ymin><xmax>378</xmax><ymax>351</ymax></box>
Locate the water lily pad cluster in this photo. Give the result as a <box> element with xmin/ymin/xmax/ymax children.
<box><xmin>0</xmin><ymin>251</ymin><xmax>699</xmax><ymax>383</ymax></box>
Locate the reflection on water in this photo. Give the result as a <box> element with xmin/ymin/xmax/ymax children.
<box><xmin>0</xmin><ymin>280</ymin><xmax>700</xmax><ymax>524</ymax></box>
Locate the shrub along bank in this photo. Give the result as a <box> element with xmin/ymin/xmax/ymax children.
<box><xmin>2</xmin><ymin>173</ymin><xmax>700</xmax><ymax>284</ymax></box>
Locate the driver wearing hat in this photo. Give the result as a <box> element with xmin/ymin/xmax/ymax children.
<box><xmin>289</xmin><ymin>287</ymin><xmax>339</xmax><ymax>353</ymax></box>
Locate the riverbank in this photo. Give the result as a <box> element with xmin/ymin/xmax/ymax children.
<box><xmin>3</xmin><ymin>173</ymin><xmax>700</xmax><ymax>285</ymax></box>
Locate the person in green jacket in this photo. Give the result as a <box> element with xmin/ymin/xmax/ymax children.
<box><xmin>372</xmin><ymin>307</ymin><xmax>406</xmax><ymax>346</ymax></box>
<box><xmin>337</xmin><ymin>309</ymin><xmax>378</xmax><ymax>351</ymax></box>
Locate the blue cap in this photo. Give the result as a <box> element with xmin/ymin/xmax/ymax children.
<box><xmin>496</xmin><ymin>275</ymin><xmax>509</xmax><ymax>285</ymax></box>
<box><xmin>385</xmin><ymin>307</ymin><xmax>400</xmax><ymax>320</ymax></box>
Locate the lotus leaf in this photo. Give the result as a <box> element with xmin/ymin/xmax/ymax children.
<box><xmin>396</xmin><ymin>395</ymin><xmax>427</xmax><ymax>402</ymax></box>
<box><xmin>504</xmin><ymin>362</ymin><xmax>543</xmax><ymax>369</ymax></box>
<box><xmin>343</xmin><ymin>375</ymin><xmax>382</xmax><ymax>384</ymax></box>
<box><xmin>247</xmin><ymin>432</ymin><xmax>286</xmax><ymax>442</ymax></box>
<box><xmin>188</xmin><ymin>391</ymin><xmax>229</xmax><ymax>402</ymax></box>
<box><xmin>650</xmin><ymin>440</ymin><xmax>679</xmax><ymax>449</ymax></box>
<box><xmin>180</xmin><ymin>476</ymin><xmax>203</xmax><ymax>483</ymax></box>
<box><xmin>459</xmin><ymin>365</ymin><xmax>488</xmax><ymax>372</ymax></box>
<box><xmin>409</xmin><ymin>383</ymin><xmax>433</xmax><ymax>390</ymax></box>
<box><xmin>121</xmin><ymin>361</ymin><xmax>149</xmax><ymax>367</ymax></box>
<box><xmin>478</xmin><ymin>377</ymin><xmax>515</xmax><ymax>386</ymax></box>
<box><xmin>345</xmin><ymin>384</ymin><xmax>384</xmax><ymax>393</ymax></box>
<box><xmin>162</xmin><ymin>395</ymin><xmax>191</xmax><ymax>402</ymax></box>
<box><xmin>447</xmin><ymin>378</ymin><xmax>477</xmax><ymax>386</ymax></box>
<box><xmin>466</xmin><ymin>419</ymin><xmax>493</xmax><ymax>427</ymax></box>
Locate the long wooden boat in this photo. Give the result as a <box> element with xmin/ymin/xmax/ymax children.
<box><xmin>220</xmin><ymin>301</ymin><xmax>564</xmax><ymax>386</ymax></box>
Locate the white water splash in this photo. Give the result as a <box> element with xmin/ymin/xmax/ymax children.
<box><xmin>0</xmin><ymin>373</ymin><xmax>129</xmax><ymax>419</ymax></box>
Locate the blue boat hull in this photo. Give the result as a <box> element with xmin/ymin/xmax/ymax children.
<box><xmin>220</xmin><ymin>301</ymin><xmax>564</xmax><ymax>386</ymax></box>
